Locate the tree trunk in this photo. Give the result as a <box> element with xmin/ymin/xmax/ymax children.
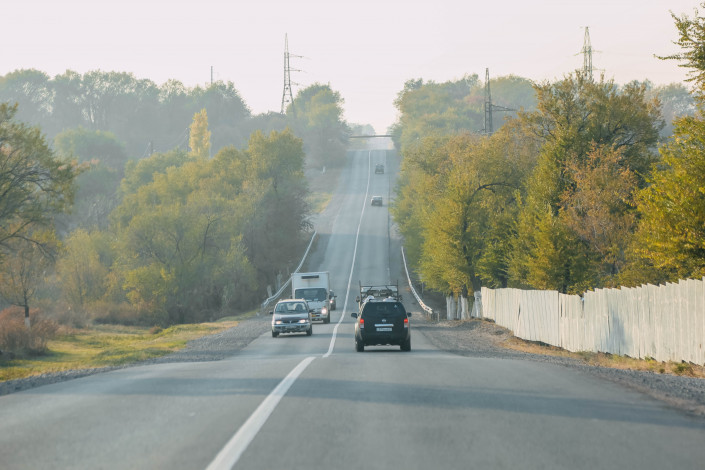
<box><xmin>24</xmin><ymin>303</ymin><xmax>30</xmax><ymax>328</ymax></box>
<box><xmin>459</xmin><ymin>296</ymin><xmax>469</xmax><ymax>320</ymax></box>
<box><xmin>446</xmin><ymin>296</ymin><xmax>455</xmax><ymax>321</ymax></box>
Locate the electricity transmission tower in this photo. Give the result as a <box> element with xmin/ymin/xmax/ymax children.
<box><xmin>579</xmin><ymin>26</ymin><xmax>597</xmax><ymax>80</ymax></box>
<box><xmin>483</xmin><ymin>68</ymin><xmax>514</xmax><ymax>135</ymax></box>
<box><xmin>281</xmin><ymin>34</ymin><xmax>301</xmax><ymax>115</ymax></box>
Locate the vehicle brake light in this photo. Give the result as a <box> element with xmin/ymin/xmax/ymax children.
<box><xmin>359</xmin><ymin>318</ymin><xmax>364</xmax><ymax>328</ymax></box>
<box><xmin>404</xmin><ymin>317</ymin><xmax>409</xmax><ymax>328</ymax></box>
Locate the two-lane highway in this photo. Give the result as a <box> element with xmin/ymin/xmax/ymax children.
<box><xmin>1</xmin><ymin>147</ymin><xmax>704</xmax><ymax>469</ymax></box>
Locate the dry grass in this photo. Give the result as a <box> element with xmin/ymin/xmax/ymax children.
<box><xmin>0</xmin><ymin>320</ymin><xmax>239</xmax><ymax>382</ymax></box>
<box><xmin>0</xmin><ymin>308</ymin><xmax>59</xmax><ymax>354</ymax></box>
<box><xmin>502</xmin><ymin>335</ymin><xmax>705</xmax><ymax>378</ymax></box>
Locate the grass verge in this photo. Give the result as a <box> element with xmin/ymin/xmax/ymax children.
<box><xmin>0</xmin><ymin>319</ymin><xmax>240</xmax><ymax>382</ymax></box>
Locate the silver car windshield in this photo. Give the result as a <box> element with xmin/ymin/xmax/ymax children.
<box><xmin>276</xmin><ymin>302</ymin><xmax>307</xmax><ymax>313</ymax></box>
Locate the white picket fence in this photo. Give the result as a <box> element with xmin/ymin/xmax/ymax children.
<box><xmin>478</xmin><ymin>278</ymin><xmax>705</xmax><ymax>365</ymax></box>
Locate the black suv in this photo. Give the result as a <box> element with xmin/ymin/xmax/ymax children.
<box><xmin>351</xmin><ymin>298</ymin><xmax>411</xmax><ymax>352</ymax></box>
<box><xmin>375</xmin><ymin>164</ymin><xmax>384</xmax><ymax>174</ymax></box>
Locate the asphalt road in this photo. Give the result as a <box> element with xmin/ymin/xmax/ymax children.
<box><xmin>1</xmin><ymin>146</ymin><xmax>704</xmax><ymax>469</ymax></box>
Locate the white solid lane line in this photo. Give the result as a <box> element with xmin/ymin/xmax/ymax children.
<box><xmin>206</xmin><ymin>151</ymin><xmax>372</xmax><ymax>469</ymax></box>
<box><xmin>205</xmin><ymin>356</ymin><xmax>316</xmax><ymax>470</ymax></box>
<box><xmin>324</xmin><ymin>150</ymin><xmax>371</xmax><ymax>358</ymax></box>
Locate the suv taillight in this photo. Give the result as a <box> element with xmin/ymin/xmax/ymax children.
<box><xmin>404</xmin><ymin>317</ymin><xmax>409</xmax><ymax>328</ymax></box>
<box><xmin>359</xmin><ymin>318</ymin><xmax>364</xmax><ymax>328</ymax></box>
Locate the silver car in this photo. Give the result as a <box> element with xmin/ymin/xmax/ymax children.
<box><xmin>270</xmin><ymin>299</ymin><xmax>313</xmax><ymax>337</ymax></box>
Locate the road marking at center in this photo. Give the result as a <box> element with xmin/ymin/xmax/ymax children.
<box><xmin>206</xmin><ymin>151</ymin><xmax>373</xmax><ymax>469</ymax></box>
<box><xmin>324</xmin><ymin>150</ymin><xmax>371</xmax><ymax>358</ymax></box>
<box><xmin>205</xmin><ymin>356</ymin><xmax>316</xmax><ymax>470</ymax></box>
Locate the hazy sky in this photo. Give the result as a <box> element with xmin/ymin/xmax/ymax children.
<box><xmin>2</xmin><ymin>0</ymin><xmax>699</xmax><ymax>133</ymax></box>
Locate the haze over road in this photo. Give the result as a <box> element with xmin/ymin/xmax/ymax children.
<box><xmin>1</xmin><ymin>146</ymin><xmax>704</xmax><ymax>469</ymax></box>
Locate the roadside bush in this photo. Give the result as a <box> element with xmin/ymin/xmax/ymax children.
<box><xmin>0</xmin><ymin>307</ymin><xmax>59</xmax><ymax>354</ymax></box>
<box><xmin>91</xmin><ymin>301</ymin><xmax>144</xmax><ymax>325</ymax></box>
<box><xmin>51</xmin><ymin>305</ymin><xmax>90</xmax><ymax>328</ymax></box>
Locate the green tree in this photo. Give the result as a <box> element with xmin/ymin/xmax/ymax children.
<box><xmin>651</xmin><ymin>82</ymin><xmax>695</xmax><ymax>138</ymax></box>
<box><xmin>393</xmin><ymin>124</ymin><xmax>536</xmax><ymax>296</ymax></box>
<box><xmin>54</xmin><ymin>127</ymin><xmax>129</xmax><ymax>171</ymax></box>
<box><xmin>660</xmin><ymin>3</ymin><xmax>705</xmax><ymax>92</ymax></box>
<box><xmin>628</xmin><ymin>116</ymin><xmax>705</xmax><ymax>281</ymax></box>
<box><xmin>53</xmin><ymin>127</ymin><xmax>129</xmax><ymax>230</ymax></box>
<box><xmin>0</xmin><ymin>103</ymin><xmax>79</xmax><ymax>258</ymax></box>
<box><xmin>195</xmin><ymin>81</ymin><xmax>251</xmax><ymax>151</ymax></box>
<box><xmin>509</xmin><ymin>75</ymin><xmax>662</xmax><ymax>292</ymax></box>
<box><xmin>0</xmin><ymin>69</ymin><xmax>53</xmax><ymax>132</ymax></box>
<box><xmin>0</xmin><ymin>231</ymin><xmax>57</xmax><ymax>327</ymax></box>
<box><xmin>288</xmin><ymin>84</ymin><xmax>348</xmax><ymax>168</ymax></box>
<box><xmin>55</xmin><ymin>229</ymin><xmax>111</xmax><ymax>311</ymax></box>
<box><xmin>620</xmin><ymin>4</ymin><xmax>705</xmax><ymax>285</ymax></box>
<box><xmin>558</xmin><ymin>145</ymin><xmax>639</xmax><ymax>289</ymax></box>
<box><xmin>119</xmin><ymin>148</ymin><xmax>192</xmax><ymax>196</ymax></box>
<box><xmin>108</xmin><ymin>129</ymin><xmax>308</xmax><ymax>324</ymax></box>
<box><xmin>393</xmin><ymin>76</ymin><xmax>483</xmax><ymax>153</ymax></box>
<box><xmin>241</xmin><ymin>130</ymin><xmax>310</xmax><ymax>287</ymax></box>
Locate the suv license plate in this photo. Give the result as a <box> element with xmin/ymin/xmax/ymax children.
<box><xmin>376</xmin><ymin>327</ymin><xmax>392</xmax><ymax>332</ymax></box>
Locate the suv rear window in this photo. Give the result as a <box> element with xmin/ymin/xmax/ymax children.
<box><xmin>362</xmin><ymin>301</ymin><xmax>406</xmax><ymax>317</ymax></box>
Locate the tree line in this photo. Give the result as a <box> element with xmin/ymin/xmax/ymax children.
<box><xmin>0</xmin><ymin>71</ymin><xmax>349</xmax><ymax>329</ymax></box>
<box><xmin>392</xmin><ymin>8</ymin><xmax>703</xmax><ymax>298</ymax></box>
<box><xmin>0</xmin><ymin>70</ymin><xmax>349</xmax><ymax>166</ymax></box>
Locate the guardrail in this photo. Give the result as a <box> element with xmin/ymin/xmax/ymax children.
<box><xmin>401</xmin><ymin>246</ymin><xmax>434</xmax><ymax>318</ymax></box>
<box><xmin>260</xmin><ymin>231</ymin><xmax>317</xmax><ymax>312</ymax></box>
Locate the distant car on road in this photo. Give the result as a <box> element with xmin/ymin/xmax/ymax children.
<box><xmin>351</xmin><ymin>298</ymin><xmax>411</xmax><ymax>352</ymax></box>
<box><xmin>270</xmin><ymin>299</ymin><xmax>313</xmax><ymax>337</ymax></box>
<box><xmin>375</xmin><ymin>164</ymin><xmax>385</xmax><ymax>174</ymax></box>
<box><xmin>371</xmin><ymin>196</ymin><xmax>383</xmax><ymax>206</ymax></box>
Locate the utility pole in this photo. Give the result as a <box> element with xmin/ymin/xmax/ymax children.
<box><xmin>484</xmin><ymin>68</ymin><xmax>493</xmax><ymax>135</ymax></box>
<box><xmin>210</xmin><ymin>66</ymin><xmax>213</xmax><ymax>85</ymax></box>
<box><xmin>281</xmin><ymin>33</ymin><xmax>301</xmax><ymax>115</ymax></box>
<box><xmin>483</xmin><ymin>68</ymin><xmax>515</xmax><ymax>135</ymax></box>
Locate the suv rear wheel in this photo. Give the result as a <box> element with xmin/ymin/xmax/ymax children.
<box><xmin>355</xmin><ymin>339</ymin><xmax>364</xmax><ymax>352</ymax></box>
<box><xmin>400</xmin><ymin>337</ymin><xmax>411</xmax><ymax>351</ymax></box>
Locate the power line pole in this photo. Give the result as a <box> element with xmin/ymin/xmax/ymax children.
<box><xmin>281</xmin><ymin>33</ymin><xmax>301</xmax><ymax>115</ymax></box>
<box><xmin>483</xmin><ymin>68</ymin><xmax>515</xmax><ymax>135</ymax></box>
<box><xmin>484</xmin><ymin>68</ymin><xmax>493</xmax><ymax>135</ymax></box>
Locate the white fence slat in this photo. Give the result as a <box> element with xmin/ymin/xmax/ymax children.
<box><xmin>478</xmin><ymin>278</ymin><xmax>705</xmax><ymax>365</ymax></box>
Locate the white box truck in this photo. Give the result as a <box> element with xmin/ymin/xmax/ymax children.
<box><xmin>291</xmin><ymin>272</ymin><xmax>336</xmax><ymax>324</ymax></box>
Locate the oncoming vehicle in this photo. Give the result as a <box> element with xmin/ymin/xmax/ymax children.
<box><xmin>375</xmin><ymin>163</ymin><xmax>384</xmax><ymax>174</ymax></box>
<box><xmin>371</xmin><ymin>196</ymin><xmax>383</xmax><ymax>206</ymax></box>
<box><xmin>351</xmin><ymin>298</ymin><xmax>411</xmax><ymax>352</ymax></box>
<box><xmin>291</xmin><ymin>272</ymin><xmax>335</xmax><ymax>323</ymax></box>
<box><xmin>329</xmin><ymin>290</ymin><xmax>337</xmax><ymax>310</ymax></box>
<box><xmin>270</xmin><ymin>299</ymin><xmax>313</xmax><ymax>337</ymax></box>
